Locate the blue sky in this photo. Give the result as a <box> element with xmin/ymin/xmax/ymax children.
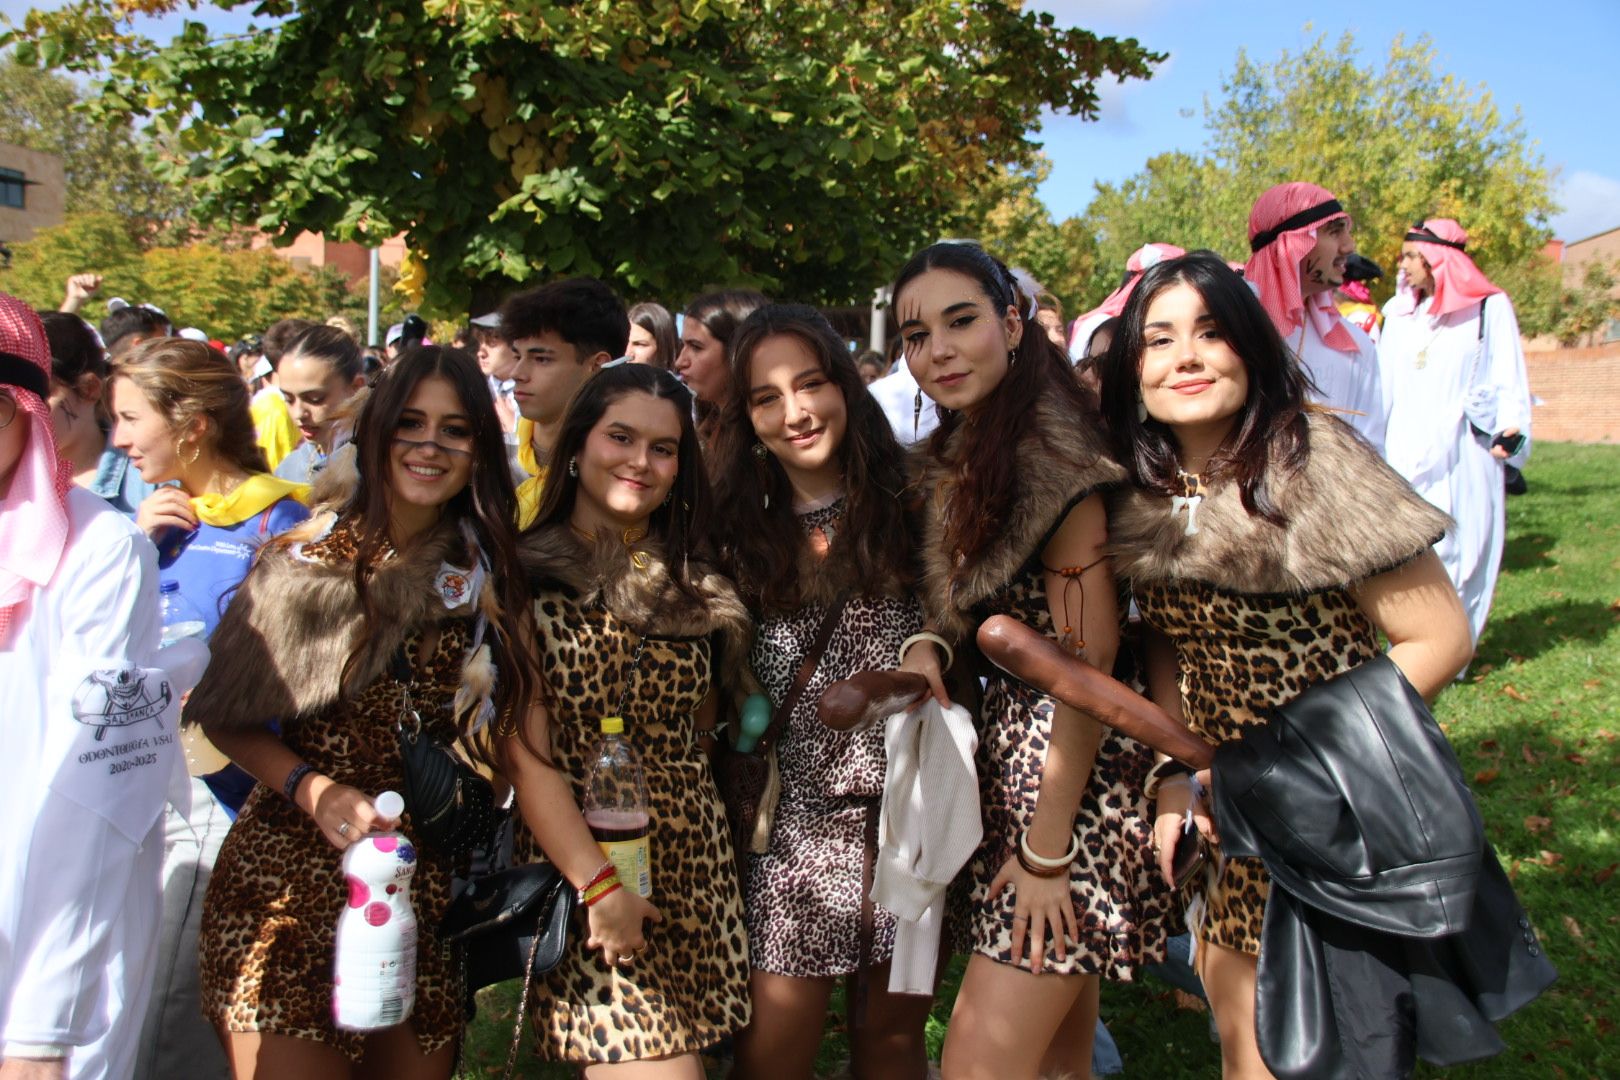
<box><xmin>1034</xmin><ymin>0</ymin><xmax>1620</xmax><ymax>241</ymax></box>
<box><xmin>5</xmin><ymin>0</ymin><xmax>1617</xmax><ymax>242</ymax></box>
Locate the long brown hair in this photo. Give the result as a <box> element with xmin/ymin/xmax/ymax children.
<box><xmin>340</xmin><ymin>345</ymin><xmax>536</xmax><ymax>741</ymax></box>
<box><xmin>112</xmin><ymin>338</ymin><xmax>268</xmax><ymax>478</ymax></box>
<box><xmin>711</xmin><ymin>303</ymin><xmax>912</xmax><ymax>612</ymax></box>
<box><xmin>892</xmin><ymin>241</ymin><xmax>1097</xmax><ymax>576</ymax></box>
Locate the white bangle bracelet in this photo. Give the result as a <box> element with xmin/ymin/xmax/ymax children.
<box><xmin>898</xmin><ymin>631</ymin><xmax>954</xmax><ymax>672</ymax></box>
<box><xmin>1019</xmin><ymin>828</ymin><xmax>1081</xmax><ymax>869</ymax></box>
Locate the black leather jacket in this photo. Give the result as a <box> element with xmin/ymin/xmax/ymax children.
<box><xmin>1211</xmin><ymin>656</ymin><xmax>1557</xmax><ymax>1079</ymax></box>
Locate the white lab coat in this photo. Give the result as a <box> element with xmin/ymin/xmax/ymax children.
<box><xmin>1378</xmin><ymin>292</ymin><xmax>1532</xmax><ymax>643</ymax></box>
<box><xmin>0</xmin><ymin>486</ymin><xmax>174</xmax><ymax>1079</ymax></box>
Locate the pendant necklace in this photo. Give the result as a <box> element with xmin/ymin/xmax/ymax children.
<box><xmin>1172</xmin><ymin>470</ymin><xmax>1204</xmax><ymax>536</ymax></box>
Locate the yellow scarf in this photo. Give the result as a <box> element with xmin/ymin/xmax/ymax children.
<box><xmin>250</xmin><ymin>387</ymin><xmax>300</xmax><ymax>472</ymax></box>
<box><xmin>192</xmin><ymin>473</ymin><xmax>311</xmax><ymax>528</ymax></box>
<box><xmin>515</xmin><ymin>418</ymin><xmax>548</xmax><ymax>529</ymax></box>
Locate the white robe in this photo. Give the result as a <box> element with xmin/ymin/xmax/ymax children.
<box><xmin>1378</xmin><ymin>292</ymin><xmax>1532</xmax><ymax>643</ymax></box>
<box><xmin>0</xmin><ymin>487</ymin><xmax>170</xmax><ymax>1078</ymax></box>
<box><xmin>868</xmin><ymin>364</ymin><xmax>941</xmax><ymax>445</ymax></box>
<box><xmin>1289</xmin><ymin>312</ymin><xmax>1387</xmax><ymax>455</ymax></box>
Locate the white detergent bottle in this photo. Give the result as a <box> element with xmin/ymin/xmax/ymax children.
<box><xmin>332</xmin><ymin>790</ymin><xmax>417</xmax><ymax>1031</ymax></box>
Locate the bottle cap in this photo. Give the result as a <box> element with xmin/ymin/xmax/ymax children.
<box><xmin>160</xmin><ymin>580</ymin><xmax>179</xmax><ymax>594</ymax></box>
<box><xmin>600</xmin><ymin>715</ymin><xmax>625</xmax><ymax>735</ymax></box>
<box><xmin>373</xmin><ymin>790</ymin><xmax>405</xmax><ymax>820</ymax></box>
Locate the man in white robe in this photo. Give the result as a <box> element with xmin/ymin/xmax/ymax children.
<box><xmin>1245</xmin><ymin>182</ymin><xmax>1388</xmax><ymax>453</ymax></box>
<box><xmin>1379</xmin><ymin>219</ymin><xmax>1532</xmax><ymax>645</ymax></box>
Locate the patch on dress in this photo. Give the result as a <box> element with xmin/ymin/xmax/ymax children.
<box><xmin>435</xmin><ymin>560</ymin><xmax>484</xmax><ymax>610</ymax></box>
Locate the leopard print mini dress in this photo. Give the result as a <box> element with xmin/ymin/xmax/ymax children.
<box><xmin>743</xmin><ymin>498</ymin><xmax>921</xmax><ymax>978</ymax></box>
<box><xmin>946</xmin><ymin>556</ymin><xmax>1173</xmax><ymax>978</ymax></box>
<box><xmin>199</xmin><ymin>522</ymin><xmax>471</xmax><ymax>1061</ymax></box>
<box><xmin>1134</xmin><ymin>580</ymin><xmax>1379</xmax><ymax>955</ymax></box>
<box><xmin>514</xmin><ymin>587</ymin><xmax>752</xmax><ymax>1063</ymax></box>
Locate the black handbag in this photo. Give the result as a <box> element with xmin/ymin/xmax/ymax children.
<box><xmin>394</xmin><ymin>688</ymin><xmax>502</xmax><ymax>858</ymax></box>
<box><xmin>440</xmin><ymin>861</ymin><xmax>576</xmax><ymax>1076</ymax></box>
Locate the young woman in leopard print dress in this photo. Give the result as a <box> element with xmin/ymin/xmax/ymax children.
<box><xmin>708</xmin><ymin>304</ymin><xmax>934</xmax><ymax>1080</ymax></box>
<box><xmin>186</xmin><ymin>347</ymin><xmax>537</xmax><ymax>1079</ymax></box>
<box><xmin>1096</xmin><ymin>251</ymin><xmax>1473</xmax><ymax>1078</ymax></box>
<box><xmin>893</xmin><ymin>243</ymin><xmax>1173</xmax><ymax>1080</ymax></box>
<box><xmin>502</xmin><ymin>363</ymin><xmax>752</xmax><ymax>1075</ymax></box>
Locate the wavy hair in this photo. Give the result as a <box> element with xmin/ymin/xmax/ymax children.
<box><xmin>892</xmin><ymin>241</ymin><xmax>1096</xmax><ymax>576</ymax></box>
<box><xmin>112</xmin><ymin>338</ymin><xmax>268</xmax><ymax>478</ymax></box>
<box><xmin>340</xmin><ymin>345</ymin><xmax>536</xmax><ymax>742</ymax></box>
<box><xmin>711</xmin><ymin>303</ymin><xmax>913</xmax><ymax>612</ymax></box>
<box><xmin>1096</xmin><ymin>250</ymin><xmax>1312</xmax><ymax>523</ymax></box>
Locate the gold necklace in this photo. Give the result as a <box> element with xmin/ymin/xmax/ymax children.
<box><xmin>572</xmin><ymin>523</ymin><xmax>651</xmax><ymax>570</ymax></box>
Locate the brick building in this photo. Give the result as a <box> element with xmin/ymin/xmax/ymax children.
<box><xmin>0</xmin><ymin>143</ymin><xmax>66</xmax><ymax>262</ymax></box>
<box><xmin>249</xmin><ymin>230</ymin><xmax>407</xmax><ymax>285</ymax></box>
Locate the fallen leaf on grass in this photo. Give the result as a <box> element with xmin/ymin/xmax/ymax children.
<box><xmin>1477</xmin><ymin>738</ymin><xmax>1500</xmax><ymax>754</ymax></box>
<box><xmin>1533</xmin><ymin>849</ymin><xmax>1564</xmax><ymax>867</ymax></box>
<box><xmin>1475</xmin><ymin>768</ymin><xmax>1500</xmax><ymax>784</ymax></box>
<box><xmin>1598</xmin><ymin>1016</ymin><xmax>1617</xmax><ymax>1037</ymax></box>
<box><xmin>1522</xmin><ymin>744</ymin><xmax>1541</xmax><ymax>765</ymax></box>
<box><xmin>1563</xmin><ymin>915</ymin><xmax>1584</xmax><ymax>942</ymax></box>
<box><xmin>1503</xmin><ymin>684</ymin><xmax>1530</xmax><ymax>702</ymax></box>
<box><xmin>1566</xmin><ymin>753</ymin><xmax>1589</xmax><ymax>766</ymax></box>
<box><xmin>1583</xmin><ymin>679</ymin><xmax>1601</xmax><ymax>690</ymax></box>
<box><xmin>1524</xmin><ymin>815</ymin><xmax>1553</xmax><ymax>834</ymax></box>
<box><xmin>1595</xmin><ymin>729</ymin><xmax>1615</xmax><ymax>742</ymax></box>
<box><xmin>1595</xmin><ymin>863</ymin><xmax>1617</xmax><ymax>885</ymax></box>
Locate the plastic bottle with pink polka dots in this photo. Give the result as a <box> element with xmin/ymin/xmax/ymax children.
<box><xmin>333</xmin><ymin>791</ymin><xmax>418</xmax><ymax>1032</ymax></box>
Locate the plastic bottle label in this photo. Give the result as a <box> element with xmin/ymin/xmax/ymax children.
<box><xmin>598</xmin><ymin>836</ymin><xmax>652</xmax><ymax>898</ymax></box>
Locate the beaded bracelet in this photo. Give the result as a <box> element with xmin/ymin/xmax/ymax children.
<box><xmin>281</xmin><ymin>762</ymin><xmax>315</xmax><ymax>804</ymax></box>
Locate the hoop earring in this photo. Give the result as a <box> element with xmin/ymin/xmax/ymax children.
<box><xmin>567</xmin><ymin>456</ymin><xmax>578</xmax><ymax>477</ymax></box>
<box><xmin>177</xmin><ymin>438</ymin><xmax>201</xmax><ymax>467</ymax></box>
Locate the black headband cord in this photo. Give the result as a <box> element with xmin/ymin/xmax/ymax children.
<box><xmin>1249</xmin><ymin>199</ymin><xmax>1345</xmax><ymax>253</ymax></box>
<box><xmin>1404</xmin><ymin>228</ymin><xmax>1468</xmax><ymax>252</ymax></box>
<box><xmin>0</xmin><ymin>351</ymin><xmax>49</xmax><ymax>400</ymax></box>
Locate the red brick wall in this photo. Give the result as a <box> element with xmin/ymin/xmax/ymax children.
<box><xmin>1525</xmin><ymin>343</ymin><xmax>1620</xmax><ymax>443</ymax></box>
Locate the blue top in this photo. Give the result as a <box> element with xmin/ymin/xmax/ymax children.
<box><xmin>158</xmin><ymin>494</ymin><xmax>310</xmax><ymax>814</ymax></box>
<box><xmin>274</xmin><ymin>440</ymin><xmax>326</xmax><ymax>484</ymax></box>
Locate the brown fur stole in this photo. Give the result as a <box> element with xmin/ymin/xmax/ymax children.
<box><xmin>520</xmin><ymin>524</ymin><xmax>755</xmax><ymax>693</ymax></box>
<box><xmin>186</xmin><ymin>504</ymin><xmax>497</xmax><ymax>734</ymax></box>
<box><xmin>914</xmin><ymin>391</ymin><xmax>1126</xmax><ymax>644</ymax></box>
<box><xmin>1107</xmin><ymin>413</ymin><xmax>1451</xmax><ymax>595</ymax></box>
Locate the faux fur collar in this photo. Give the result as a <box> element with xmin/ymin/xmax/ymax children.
<box><xmin>1107</xmin><ymin>413</ymin><xmax>1451</xmax><ymax>595</ymax></box>
<box><xmin>187</xmin><ymin>509</ymin><xmax>497</xmax><ymax>733</ymax></box>
<box><xmin>915</xmin><ymin>391</ymin><xmax>1126</xmax><ymax>642</ymax></box>
<box><xmin>520</xmin><ymin>523</ymin><xmax>754</xmax><ymax>680</ymax></box>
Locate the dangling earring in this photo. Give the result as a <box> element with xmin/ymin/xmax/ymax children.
<box><xmin>752</xmin><ymin>442</ymin><xmax>771</xmax><ymax>510</ymax></box>
<box><xmin>751</xmin><ymin>443</ymin><xmax>767</xmax><ymax>461</ymax></box>
<box><xmin>913</xmin><ymin>388</ymin><xmax>923</xmax><ymax>439</ymax></box>
<box><xmin>567</xmin><ymin>456</ymin><xmax>578</xmax><ymax>477</ymax></box>
<box><xmin>662</xmin><ymin>490</ymin><xmax>673</xmax><ymax>508</ymax></box>
<box><xmin>1136</xmin><ymin>395</ymin><xmax>1148</xmax><ymax>424</ymax></box>
<box><xmin>1007</xmin><ymin>347</ymin><xmax>1017</xmax><ymax>369</ymax></box>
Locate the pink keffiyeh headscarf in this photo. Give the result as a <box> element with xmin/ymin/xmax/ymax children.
<box><xmin>1244</xmin><ymin>182</ymin><xmax>1358</xmax><ymax>353</ymax></box>
<box><xmin>0</xmin><ymin>292</ymin><xmax>74</xmax><ymax>648</ymax></box>
<box><xmin>1388</xmin><ymin>218</ymin><xmax>1504</xmax><ymax>319</ymax></box>
<box><xmin>1068</xmin><ymin>243</ymin><xmax>1186</xmax><ymax>353</ymax></box>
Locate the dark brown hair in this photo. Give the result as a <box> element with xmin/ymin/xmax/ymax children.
<box><xmin>891</xmin><ymin>241</ymin><xmax>1097</xmax><ymax>577</ymax></box>
<box><xmin>628</xmin><ymin>301</ymin><xmax>678</xmax><ymax>369</ymax></box>
<box><xmin>711</xmin><ymin>304</ymin><xmax>913</xmax><ymax>612</ymax></box>
<box><xmin>525</xmin><ymin>362</ymin><xmax>713</xmax><ymax>609</ymax></box>
<box><xmin>1096</xmin><ymin>250</ymin><xmax>1312</xmax><ymax>523</ymax></box>
<box><xmin>340</xmin><ymin>345</ymin><xmax>536</xmax><ymax>742</ymax></box>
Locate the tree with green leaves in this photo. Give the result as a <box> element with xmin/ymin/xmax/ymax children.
<box><xmin>0</xmin><ymin>55</ymin><xmax>193</xmax><ymax>243</ymax></box>
<box><xmin>3</xmin><ymin>0</ymin><xmax>1162</xmax><ymax>315</ymax></box>
<box><xmin>1078</xmin><ymin>32</ymin><xmax>1563</xmax><ymax>319</ymax></box>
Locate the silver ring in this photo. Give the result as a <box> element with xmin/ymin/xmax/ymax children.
<box><xmin>338</xmin><ymin>821</ymin><xmax>351</xmax><ymax>837</ymax></box>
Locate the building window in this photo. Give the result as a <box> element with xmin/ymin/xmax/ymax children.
<box><xmin>0</xmin><ymin>168</ymin><xmax>26</xmax><ymax>210</ymax></box>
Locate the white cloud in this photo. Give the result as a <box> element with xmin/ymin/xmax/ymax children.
<box><xmin>1551</xmin><ymin>171</ymin><xmax>1620</xmax><ymax>243</ymax></box>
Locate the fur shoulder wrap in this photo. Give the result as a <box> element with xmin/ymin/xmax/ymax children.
<box><xmin>915</xmin><ymin>391</ymin><xmax>1127</xmax><ymax>643</ymax></box>
<box><xmin>521</xmin><ymin>525</ymin><xmax>754</xmax><ymax>686</ymax></box>
<box><xmin>1107</xmin><ymin>413</ymin><xmax>1451</xmax><ymax>595</ymax></box>
<box><xmin>186</xmin><ymin>509</ymin><xmax>497</xmax><ymax>733</ymax></box>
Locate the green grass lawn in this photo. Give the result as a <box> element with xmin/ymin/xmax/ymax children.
<box><xmin>465</xmin><ymin>442</ymin><xmax>1620</xmax><ymax>1078</ymax></box>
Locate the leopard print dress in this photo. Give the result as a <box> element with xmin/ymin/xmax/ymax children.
<box><xmin>948</xmin><ymin>559</ymin><xmax>1173</xmax><ymax>978</ymax></box>
<box><xmin>1135</xmin><ymin>580</ymin><xmax>1380</xmax><ymax>955</ymax></box>
<box><xmin>514</xmin><ymin>588</ymin><xmax>751</xmax><ymax>1063</ymax></box>
<box><xmin>199</xmin><ymin>523</ymin><xmax>470</xmax><ymax>1061</ymax></box>
<box><xmin>743</xmin><ymin>498</ymin><xmax>921</xmax><ymax>978</ymax></box>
